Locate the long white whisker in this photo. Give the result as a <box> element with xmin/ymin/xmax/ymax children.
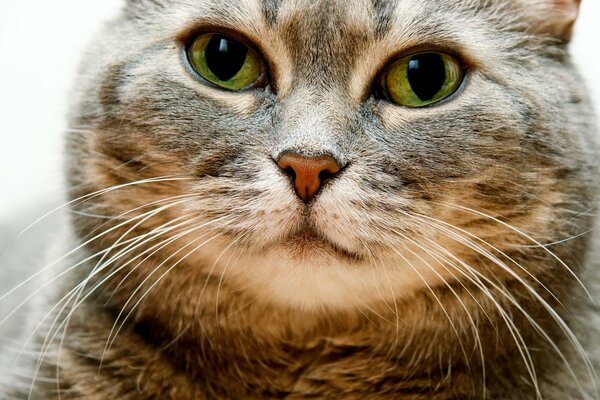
<box><xmin>79</xmin><ymin>193</ymin><xmax>200</xmax><ymax>241</ymax></box>
<box><xmin>101</xmin><ymin>232</ymin><xmax>224</xmax><ymax>361</ymax></box>
<box><xmin>213</xmin><ymin>235</ymin><xmax>247</xmax><ymax>327</ymax></box>
<box><xmin>436</xmin><ymin>201</ymin><xmax>595</xmax><ymax>303</ymax></box>
<box><xmin>413</xmin><ymin>214</ymin><xmax>594</xmax><ymax>398</ymax></box>
<box><xmin>0</xmin><ymin>198</ymin><xmax>189</xmax><ymax>304</ymax></box>
<box><xmin>72</xmin><ymin>200</ymin><xmax>194</xmax><ymax>312</ymax></box>
<box><xmin>517</xmin><ymin>228</ymin><xmax>594</xmax><ymax>249</ymax></box>
<box><xmin>416</xmin><ymin>207</ymin><xmax>599</xmax><ymax>390</ymax></box>
<box><xmin>389</xmin><ymin>229</ymin><xmax>483</xmax><ymax>378</ymax></box>
<box><xmin>26</xmin><ymin>217</ymin><xmax>215</xmax><ymax>395</ymax></box>
<box><xmin>411</xmin><ymin>212</ymin><xmax>565</xmax><ymax>309</ymax></box>
<box><xmin>18</xmin><ymin>176</ymin><xmax>192</xmax><ymax>236</ymax></box>
<box><xmin>368</xmin><ymin>246</ymin><xmax>402</xmax><ymax>358</ymax></box>
<box><xmin>50</xmin><ymin>217</ymin><xmax>226</xmax><ymax>369</ymax></box>
<box><xmin>395</xmin><ymin>233</ymin><xmax>488</xmax><ymax>398</ymax></box>
<box><xmin>21</xmin><ymin>211</ymin><xmax>217</xmax><ymax>395</ymax></box>
<box><xmin>0</xmin><ymin>199</ymin><xmax>190</xmax><ymax>349</ymax></box>
<box><xmin>418</xmin><ymin>236</ymin><xmax>542</xmax><ymax>398</ymax></box>
<box><xmin>388</xmin><ymin>245</ymin><xmax>469</xmax><ymax>365</ymax></box>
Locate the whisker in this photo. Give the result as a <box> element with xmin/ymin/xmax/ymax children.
<box><xmin>101</xmin><ymin>231</ymin><xmax>225</xmax><ymax>361</ymax></box>
<box><xmin>213</xmin><ymin>235</ymin><xmax>247</xmax><ymax>327</ymax></box>
<box><xmin>388</xmin><ymin>245</ymin><xmax>470</xmax><ymax>368</ymax></box>
<box><xmin>0</xmin><ymin>198</ymin><xmax>189</xmax><ymax>304</ymax></box>
<box><xmin>43</xmin><ymin>217</ymin><xmax>225</xmax><ymax>373</ymax></box>
<box><xmin>102</xmin><ymin>217</ymin><xmax>207</xmax><ymax>303</ymax></box>
<box><xmin>417</xmin><ymin>236</ymin><xmax>543</xmax><ymax>397</ymax></box>
<box><xmin>389</xmin><ymin>229</ymin><xmax>485</xmax><ymax>386</ymax></box>
<box><xmin>517</xmin><ymin>228</ymin><xmax>594</xmax><ymax>249</ymax></box>
<box><xmin>16</xmin><ymin>211</ymin><xmax>219</xmax><ymax>394</ymax></box>
<box><xmin>411</xmin><ymin>211</ymin><xmax>566</xmax><ymax>309</ymax></box>
<box><xmin>75</xmin><ymin>200</ymin><xmax>196</xmax><ymax>306</ymax></box>
<box><xmin>435</xmin><ymin>201</ymin><xmax>595</xmax><ymax>303</ymax></box>
<box><xmin>410</xmin><ymin>213</ymin><xmax>595</xmax><ymax>398</ymax></box>
<box><xmin>18</xmin><ymin>176</ymin><xmax>193</xmax><ymax>236</ymax></box>
<box><xmin>0</xmin><ymin>199</ymin><xmax>190</xmax><ymax>357</ymax></box>
<box><xmin>79</xmin><ymin>192</ymin><xmax>201</xmax><ymax>241</ymax></box>
<box><xmin>366</xmin><ymin>245</ymin><xmax>402</xmax><ymax>358</ymax></box>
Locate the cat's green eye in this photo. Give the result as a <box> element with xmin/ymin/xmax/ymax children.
<box><xmin>187</xmin><ymin>33</ymin><xmax>264</xmax><ymax>91</ymax></box>
<box><xmin>383</xmin><ymin>52</ymin><xmax>464</xmax><ymax>108</ymax></box>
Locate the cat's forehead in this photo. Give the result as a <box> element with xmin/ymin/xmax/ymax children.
<box><xmin>162</xmin><ymin>0</ymin><xmax>467</xmax><ymax>38</ymax></box>
<box><xmin>180</xmin><ymin>0</ymin><xmax>398</xmax><ymax>25</ymax></box>
<box><xmin>253</xmin><ymin>0</ymin><xmax>398</xmax><ymax>34</ymax></box>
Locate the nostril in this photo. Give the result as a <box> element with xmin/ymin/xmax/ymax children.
<box><xmin>284</xmin><ymin>166</ymin><xmax>296</xmax><ymax>181</ymax></box>
<box><xmin>318</xmin><ymin>169</ymin><xmax>335</xmax><ymax>183</ymax></box>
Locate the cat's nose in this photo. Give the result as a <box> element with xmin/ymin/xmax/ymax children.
<box><xmin>277</xmin><ymin>153</ymin><xmax>342</xmax><ymax>203</ymax></box>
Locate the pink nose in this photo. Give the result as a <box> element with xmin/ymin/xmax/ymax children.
<box><xmin>277</xmin><ymin>153</ymin><xmax>342</xmax><ymax>203</ymax></box>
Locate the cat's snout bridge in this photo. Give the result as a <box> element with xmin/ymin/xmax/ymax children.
<box><xmin>277</xmin><ymin>153</ymin><xmax>343</xmax><ymax>203</ymax></box>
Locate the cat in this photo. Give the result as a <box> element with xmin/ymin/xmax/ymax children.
<box><xmin>1</xmin><ymin>0</ymin><xmax>599</xmax><ymax>398</ymax></box>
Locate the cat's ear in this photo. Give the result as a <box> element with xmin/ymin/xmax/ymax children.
<box><xmin>529</xmin><ymin>0</ymin><xmax>581</xmax><ymax>39</ymax></box>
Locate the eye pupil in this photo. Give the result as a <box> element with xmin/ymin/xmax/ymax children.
<box><xmin>407</xmin><ymin>53</ymin><xmax>447</xmax><ymax>101</ymax></box>
<box><xmin>205</xmin><ymin>35</ymin><xmax>249</xmax><ymax>82</ymax></box>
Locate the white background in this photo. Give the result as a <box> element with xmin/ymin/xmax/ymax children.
<box><xmin>0</xmin><ymin>0</ymin><xmax>599</xmax><ymax>225</ymax></box>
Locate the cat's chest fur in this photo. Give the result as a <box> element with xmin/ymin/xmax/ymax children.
<box><xmin>25</xmin><ymin>253</ymin><xmax>597</xmax><ymax>400</ymax></box>
<box><xmin>30</xmin><ymin>301</ymin><xmax>490</xmax><ymax>399</ymax></box>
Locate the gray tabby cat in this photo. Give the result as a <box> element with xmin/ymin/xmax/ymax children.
<box><xmin>1</xmin><ymin>0</ymin><xmax>599</xmax><ymax>398</ymax></box>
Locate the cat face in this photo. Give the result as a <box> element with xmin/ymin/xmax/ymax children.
<box><xmin>68</xmin><ymin>0</ymin><xmax>596</xmax><ymax>309</ymax></box>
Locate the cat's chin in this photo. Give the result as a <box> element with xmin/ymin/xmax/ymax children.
<box><xmin>282</xmin><ymin>226</ymin><xmax>363</xmax><ymax>263</ymax></box>
<box><xmin>199</xmin><ymin>233</ymin><xmax>452</xmax><ymax>310</ymax></box>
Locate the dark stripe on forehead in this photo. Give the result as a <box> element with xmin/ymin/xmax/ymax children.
<box><xmin>372</xmin><ymin>0</ymin><xmax>398</xmax><ymax>37</ymax></box>
<box><xmin>263</xmin><ymin>0</ymin><xmax>283</xmax><ymax>25</ymax></box>
<box><xmin>263</xmin><ymin>0</ymin><xmax>398</xmax><ymax>36</ymax></box>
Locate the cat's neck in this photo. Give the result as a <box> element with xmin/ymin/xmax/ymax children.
<box><xmin>32</xmin><ymin>278</ymin><xmax>575</xmax><ymax>399</ymax></box>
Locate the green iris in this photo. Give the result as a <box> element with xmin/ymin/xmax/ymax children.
<box><xmin>188</xmin><ymin>33</ymin><xmax>263</xmax><ymax>91</ymax></box>
<box><xmin>384</xmin><ymin>52</ymin><xmax>463</xmax><ymax>107</ymax></box>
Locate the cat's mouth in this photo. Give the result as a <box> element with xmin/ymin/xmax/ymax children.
<box><xmin>283</xmin><ymin>225</ymin><xmax>362</xmax><ymax>262</ymax></box>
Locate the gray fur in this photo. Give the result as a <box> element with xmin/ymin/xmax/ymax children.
<box><xmin>1</xmin><ymin>0</ymin><xmax>599</xmax><ymax>398</ymax></box>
